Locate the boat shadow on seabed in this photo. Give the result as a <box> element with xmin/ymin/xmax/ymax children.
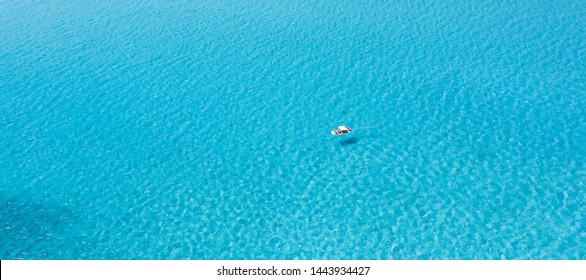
<box><xmin>339</xmin><ymin>137</ymin><xmax>359</xmax><ymax>146</ymax></box>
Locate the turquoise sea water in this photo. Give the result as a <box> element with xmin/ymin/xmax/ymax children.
<box><xmin>1</xmin><ymin>0</ymin><xmax>584</xmax><ymax>259</ymax></box>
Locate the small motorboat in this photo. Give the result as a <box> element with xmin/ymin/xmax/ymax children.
<box><xmin>331</xmin><ymin>126</ymin><xmax>352</xmax><ymax>135</ymax></box>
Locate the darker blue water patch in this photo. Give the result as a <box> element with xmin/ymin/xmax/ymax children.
<box><xmin>0</xmin><ymin>195</ymin><xmax>82</xmax><ymax>259</ymax></box>
<box><xmin>340</xmin><ymin>137</ymin><xmax>358</xmax><ymax>146</ymax></box>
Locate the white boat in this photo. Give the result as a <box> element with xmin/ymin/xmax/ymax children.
<box><xmin>331</xmin><ymin>126</ymin><xmax>352</xmax><ymax>135</ymax></box>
